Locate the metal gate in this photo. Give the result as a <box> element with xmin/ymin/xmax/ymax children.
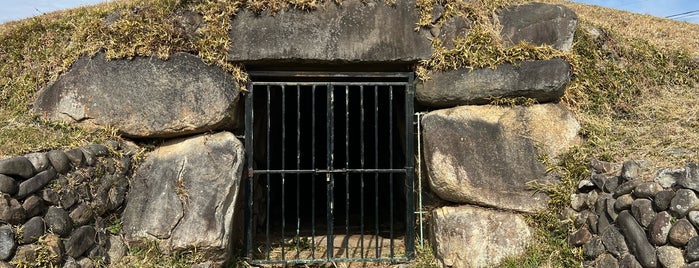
<box><xmin>244</xmin><ymin>72</ymin><xmax>415</xmax><ymax>265</ymax></box>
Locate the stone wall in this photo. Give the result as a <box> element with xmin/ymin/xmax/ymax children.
<box><xmin>0</xmin><ymin>142</ymin><xmax>133</xmax><ymax>267</ymax></box>
<box><xmin>418</xmin><ymin>2</ymin><xmax>580</xmax><ymax>267</ymax></box>
<box><xmin>568</xmin><ymin>161</ymin><xmax>699</xmax><ymax>268</ymax></box>
<box><xmin>17</xmin><ymin>1</ymin><xmax>583</xmax><ymax>267</ymax></box>
<box><xmin>0</xmin><ymin>134</ymin><xmax>244</xmax><ymax>268</ymax></box>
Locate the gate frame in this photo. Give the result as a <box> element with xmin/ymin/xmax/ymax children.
<box><xmin>243</xmin><ymin>71</ymin><xmax>415</xmax><ymax>265</ymax></box>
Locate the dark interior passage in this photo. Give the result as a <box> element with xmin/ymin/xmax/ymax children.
<box><xmin>250</xmin><ymin>82</ymin><xmax>409</xmax><ymax>241</ymax></box>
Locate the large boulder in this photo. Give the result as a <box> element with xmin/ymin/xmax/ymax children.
<box><xmin>121</xmin><ymin>132</ymin><xmax>244</xmax><ymax>263</ymax></box>
<box><xmin>430</xmin><ymin>205</ymin><xmax>532</xmax><ymax>267</ymax></box>
<box><xmin>416</xmin><ymin>59</ymin><xmax>571</xmax><ymax>108</ymax></box>
<box><xmin>499</xmin><ymin>2</ymin><xmax>578</xmax><ymax>51</ymax></box>
<box><xmin>229</xmin><ymin>0</ymin><xmax>432</xmax><ymax>63</ymax></box>
<box><xmin>422</xmin><ymin>104</ymin><xmax>580</xmax><ymax>213</ymax></box>
<box><xmin>33</xmin><ymin>53</ymin><xmax>241</xmax><ymax>138</ymax></box>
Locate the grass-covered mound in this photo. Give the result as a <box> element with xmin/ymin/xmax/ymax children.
<box><xmin>1</xmin><ymin>0</ymin><xmax>699</xmax><ymax>266</ymax></box>
<box><xmin>506</xmin><ymin>1</ymin><xmax>699</xmax><ymax>266</ymax></box>
<box><xmin>0</xmin><ymin>0</ymin><xmax>561</xmax><ymax>157</ymax></box>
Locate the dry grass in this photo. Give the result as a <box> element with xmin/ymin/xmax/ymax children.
<box><xmin>541</xmin><ymin>0</ymin><xmax>699</xmax><ymax>56</ymax></box>
<box><xmin>558</xmin><ymin>15</ymin><xmax>699</xmax><ymax>168</ymax></box>
<box><xmin>415</xmin><ymin>0</ymin><xmax>571</xmax><ymax>80</ymax></box>
<box><xmin>0</xmin><ymin>111</ymin><xmax>115</xmax><ymax>158</ymax></box>
<box><xmin>574</xmin><ymin>84</ymin><xmax>699</xmax><ymax>168</ymax></box>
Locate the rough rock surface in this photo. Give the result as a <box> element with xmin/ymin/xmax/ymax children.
<box><xmin>0</xmin><ymin>175</ymin><xmax>17</xmax><ymax>196</ymax></box>
<box><xmin>45</xmin><ymin>206</ymin><xmax>73</xmax><ymax>237</ymax></box>
<box><xmin>678</xmin><ymin>163</ymin><xmax>699</xmax><ymax>191</ymax></box>
<box><xmin>46</xmin><ymin>150</ymin><xmax>70</xmax><ymax>174</ymax></box>
<box><xmin>430</xmin><ymin>205</ymin><xmax>532</xmax><ymax>267</ymax></box>
<box><xmin>64</xmin><ymin>226</ymin><xmax>96</xmax><ymax>258</ymax></box>
<box><xmin>422</xmin><ymin>104</ymin><xmax>580</xmax><ymax>212</ymax></box>
<box><xmin>19</xmin><ymin>217</ymin><xmax>44</xmax><ymax>244</ymax></box>
<box><xmin>24</xmin><ymin>153</ymin><xmax>49</xmax><ymax>173</ymax></box>
<box><xmin>631</xmin><ymin>198</ymin><xmax>656</xmax><ymax>228</ymax></box>
<box><xmin>649</xmin><ymin>211</ymin><xmax>672</xmax><ymax>246</ymax></box>
<box><xmin>669</xmin><ymin>219</ymin><xmax>697</xmax><ymax>247</ymax></box>
<box><xmin>670</xmin><ymin>189</ymin><xmax>699</xmax><ymax>218</ymax></box>
<box><xmin>17</xmin><ymin>168</ymin><xmax>56</xmax><ymax>199</ymax></box>
<box><xmin>229</xmin><ymin>0</ymin><xmax>432</xmax><ymax>62</ymax></box>
<box><xmin>657</xmin><ymin>245</ymin><xmax>684</xmax><ymax>268</ymax></box>
<box><xmin>0</xmin><ymin>197</ymin><xmax>25</xmax><ymax>225</ymax></box>
<box><xmin>584</xmin><ymin>236</ymin><xmax>605</xmax><ymax>259</ymax></box>
<box><xmin>107</xmin><ymin>235</ymin><xmax>127</xmax><ymax>264</ymax></box>
<box><xmin>0</xmin><ymin>226</ymin><xmax>15</xmax><ymax>261</ymax></box>
<box><xmin>22</xmin><ymin>195</ymin><xmax>45</xmax><ymax>218</ymax></box>
<box><xmin>0</xmin><ymin>157</ymin><xmax>35</xmax><ymax>179</ymax></box>
<box><xmin>688</xmin><ymin>237</ymin><xmax>699</xmax><ymax>262</ymax></box>
<box><xmin>33</xmin><ymin>52</ymin><xmax>240</xmax><ymax>138</ymax></box>
<box><xmin>594</xmin><ymin>253</ymin><xmax>618</xmax><ymax>268</ymax></box>
<box><xmin>499</xmin><ymin>2</ymin><xmax>578</xmax><ymax>51</ymax></box>
<box><xmin>619</xmin><ymin>253</ymin><xmax>643</xmax><ymax>268</ymax></box>
<box><xmin>633</xmin><ymin>182</ymin><xmax>662</xmax><ymax>198</ymax></box>
<box><xmin>416</xmin><ymin>59</ymin><xmax>571</xmax><ymax>107</ymax></box>
<box><xmin>122</xmin><ymin>132</ymin><xmax>244</xmax><ymax>262</ymax></box>
<box><xmin>655</xmin><ymin>190</ymin><xmax>675</xmax><ymax>211</ymax></box>
<box><xmin>601</xmin><ymin>226</ymin><xmax>628</xmax><ymax>258</ymax></box>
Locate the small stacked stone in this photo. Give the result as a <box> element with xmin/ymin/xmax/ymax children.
<box><xmin>567</xmin><ymin>160</ymin><xmax>699</xmax><ymax>267</ymax></box>
<box><xmin>0</xmin><ymin>141</ymin><xmax>134</xmax><ymax>267</ymax></box>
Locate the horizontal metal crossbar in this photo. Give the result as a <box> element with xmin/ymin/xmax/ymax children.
<box><xmin>252</xmin><ymin>169</ymin><xmax>408</xmax><ymax>174</ymax></box>
<box><xmin>251</xmin><ymin>81</ymin><xmax>409</xmax><ymax>86</ymax></box>
<box><xmin>250</xmin><ymin>257</ymin><xmax>411</xmax><ymax>265</ymax></box>
<box><xmin>248</xmin><ymin>71</ymin><xmax>413</xmax><ymax>79</ymax></box>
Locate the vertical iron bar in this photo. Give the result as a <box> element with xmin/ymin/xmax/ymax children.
<box><xmin>405</xmin><ymin>75</ymin><xmax>416</xmax><ymax>259</ymax></box>
<box><xmin>344</xmin><ymin>85</ymin><xmax>350</xmax><ymax>259</ymax></box>
<box><xmin>281</xmin><ymin>85</ymin><xmax>286</xmax><ymax>260</ymax></box>
<box><xmin>265</xmin><ymin>85</ymin><xmax>271</xmax><ymax>260</ymax></box>
<box><xmin>296</xmin><ymin>85</ymin><xmax>301</xmax><ymax>258</ymax></box>
<box><xmin>244</xmin><ymin>82</ymin><xmax>254</xmax><ymax>259</ymax></box>
<box><xmin>374</xmin><ymin>86</ymin><xmax>379</xmax><ymax>258</ymax></box>
<box><xmin>389</xmin><ymin>86</ymin><xmax>394</xmax><ymax>258</ymax></box>
<box><xmin>311</xmin><ymin>85</ymin><xmax>317</xmax><ymax>259</ymax></box>
<box><xmin>326</xmin><ymin>84</ymin><xmax>335</xmax><ymax>260</ymax></box>
<box><xmin>359</xmin><ymin>85</ymin><xmax>365</xmax><ymax>259</ymax></box>
<box><xmin>416</xmin><ymin>112</ymin><xmax>425</xmax><ymax>248</ymax></box>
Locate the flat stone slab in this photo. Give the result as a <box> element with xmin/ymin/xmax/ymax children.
<box><xmin>229</xmin><ymin>0</ymin><xmax>432</xmax><ymax>63</ymax></box>
<box><xmin>34</xmin><ymin>52</ymin><xmax>241</xmax><ymax>138</ymax></box>
<box><xmin>430</xmin><ymin>205</ymin><xmax>532</xmax><ymax>267</ymax></box>
<box><xmin>422</xmin><ymin>103</ymin><xmax>580</xmax><ymax>213</ymax></box>
<box><xmin>499</xmin><ymin>2</ymin><xmax>578</xmax><ymax>51</ymax></box>
<box><xmin>416</xmin><ymin>59</ymin><xmax>571</xmax><ymax>108</ymax></box>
